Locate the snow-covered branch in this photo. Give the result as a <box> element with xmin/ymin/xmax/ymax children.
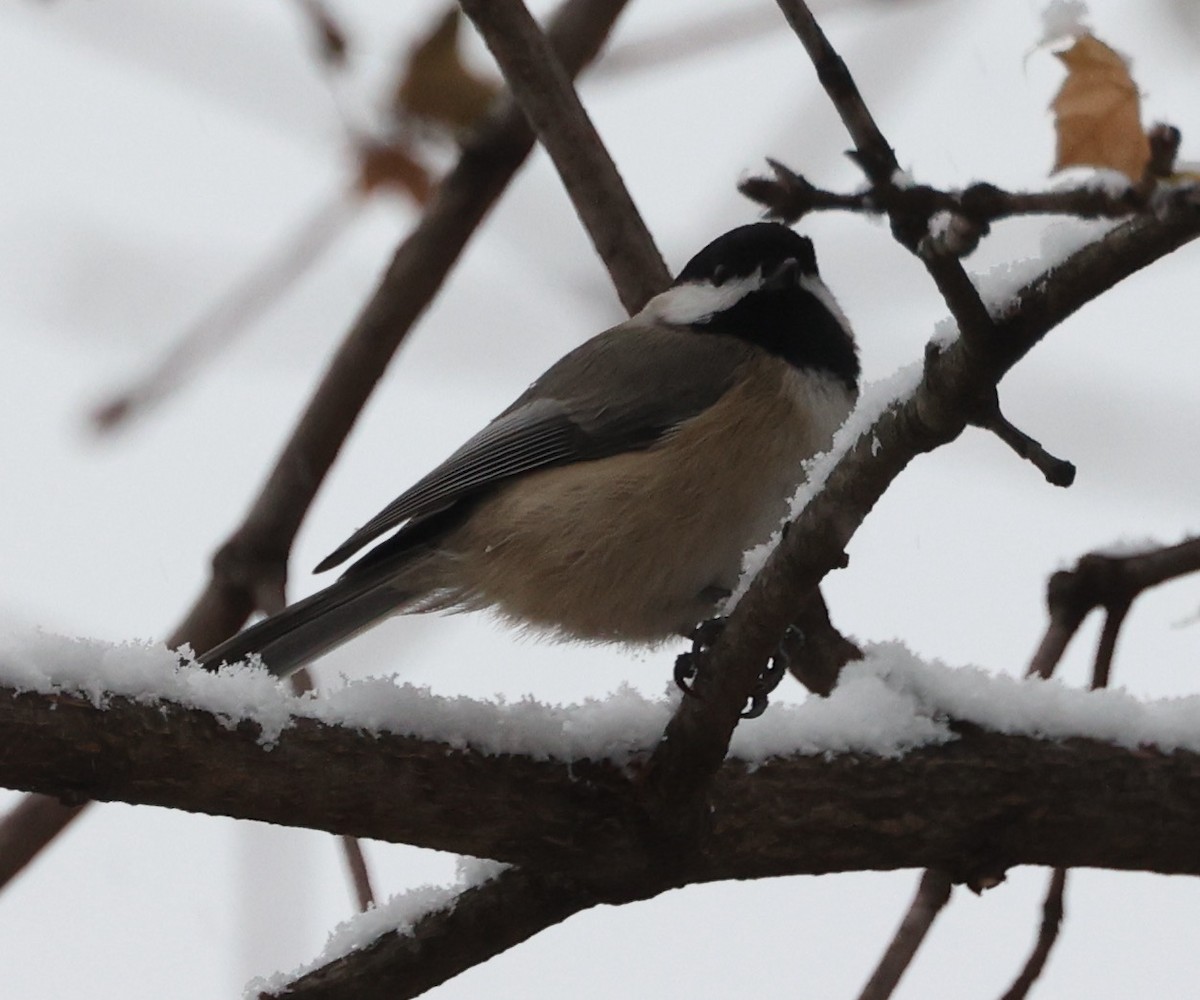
<box><xmin>3</xmin><ymin>638</ymin><xmax>1200</xmax><ymax>881</ymax></box>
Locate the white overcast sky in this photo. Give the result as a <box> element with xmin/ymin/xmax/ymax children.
<box><xmin>0</xmin><ymin>0</ymin><xmax>1198</xmax><ymax>997</ymax></box>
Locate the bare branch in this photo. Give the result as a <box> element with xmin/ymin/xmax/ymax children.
<box><xmin>459</xmin><ymin>0</ymin><xmax>670</xmax><ymax>312</ymax></box>
<box><xmin>1029</xmin><ymin>536</ymin><xmax>1200</xmax><ymax>680</ymax></box>
<box><xmin>741</xmin><ymin>169</ymin><xmax>1169</xmax><ymax>231</ymax></box>
<box><xmin>974</xmin><ymin>392</ymin><xmax>1076</xmax><ymax>488</ymax></box>
<box><xmin>91</xmin><ymin>191</ymin><xmax>360</xmax><ymax>434</ymax></box>
<box><xmin>339</xmin><ymin>836</ymin><xmax>376</xmax><ymax>913</ymax></box>
<box><xmin>856</xmin><ymin>869</ymin><xmax>953</xmax><ymax>1000</ymax></box>
<box><xmin>999</xmin><ymin>868</ymin><xmax>1068</xmax><ymax>1000</ymax></box>
<box><xmin>0</xmin><ymin>795</ymin><xmax>86</xmax><ymax>889</ymax></box>
<box><xmin>650</xmin><ymin>159</ymin><xmax>1200</xmax><ymax>853</ymax></box>
<box><xmin>1092</xmin><ymin>601</ymin><xmax>1130</xmax><ymax>691</ymax></box>
<box><xmin>772</xmin><ymin>0</ymin><xmax>898</xmax><ymax>184</ymax></box>
<box><xmin>773</xmin><ymin>0</ymin><xmax>995</xmax><ymax>363</ymax></box>
<box><xmin>779</xmin><ymin>587</ymin><xmax>863</xmax><ymax>697</ymax></box>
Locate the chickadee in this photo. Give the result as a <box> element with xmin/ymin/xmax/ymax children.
<box><xmin>198</xmin><ymin>223</ymin><xmax>859</xmax><ymax>676</ymax></box>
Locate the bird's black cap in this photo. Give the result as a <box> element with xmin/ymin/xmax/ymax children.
<box><xmin>674</xmin><ymin>222</ymin><xmax>819</xmax><ymax>287</ymax></box>
<box><xmin>674</xmin><ymin>223</ymin><xmax>859</xmax><ymax>391</ymax></box>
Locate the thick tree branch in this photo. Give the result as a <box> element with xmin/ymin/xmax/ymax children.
<box><xmin>4</xmin><ymin>684</ymin><xmax>1200</xmax><ymax>881</ymax></box>
<box><xmin>458</xmin><ymin>0</ymin><xmax>670</xmax><ymax>312</ymax></box>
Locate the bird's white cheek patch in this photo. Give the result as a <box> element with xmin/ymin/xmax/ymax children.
<box><xmin>641</xmin><ymin>270</ymin><xmax>764</xmax><ymax>326</ymax></box>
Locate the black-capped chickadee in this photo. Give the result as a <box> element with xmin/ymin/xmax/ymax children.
<box><xmin>198</xmin><ymin>223</ymin><xmax>859</xmax><ymax>676</ymax></box>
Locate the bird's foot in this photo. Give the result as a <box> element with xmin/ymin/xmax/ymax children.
<box><xmin>673</xmin><ymin>620</ymin><xmax>800</xmax><ymax>718</ymax></box>
<box><xmin>673</xmin><ymin>617</ymin><xmax>727</xmax><ymax>698</ymax></box>
<box><xmin>741</xmin><ymin>625</ymin><xmax>802</xmax><ymax>718</ymax></box>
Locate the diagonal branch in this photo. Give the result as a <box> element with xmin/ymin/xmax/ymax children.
<box><xmin>184</xmin><ymin>0</ymin><xmax>640</xmax><ymax>650</ymax></box>
<box><xmin>641</xmin><ymin>0</ymin><xmax>1200</xmax><ymax>851</ymax></box>
<box><xmin>645</xmin><ymin>190</ymin><xmax>1200</xmax><ymax>876</ymax></box>
<box><xmin>0</xmin><ymin>0</ymin><xmax>635</xmax><ymax>896</ymax></box>
<box><xmin>267</xmin><ymin>867</ymin><xmax>619</xmax><ymax>1000</ymax></box>
<box><xmin>856</xmin><ymin>870</ymin><xmax>953</xmax><ymax>1000</ymax></box>
<box><xmin>998</xmin><ymin>867</ymin><xmax>1068</xmax><ymax>1000</ymax></box>
<box><xmin>459</xmin><ymin>0</ymin><xmax>670</xmax><ymax>312</ymax></box>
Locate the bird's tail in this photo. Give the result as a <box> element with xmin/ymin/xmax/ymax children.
<box><xmin>195</xmin><ymin>568</ymin><xmax>418</xmax><ymax>677</ymax></box>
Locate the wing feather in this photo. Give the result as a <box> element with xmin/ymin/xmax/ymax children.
<box><xmin>315</xmin><ymin>325</ymin><xmax>755</xmax><ymax>573</ymax></box>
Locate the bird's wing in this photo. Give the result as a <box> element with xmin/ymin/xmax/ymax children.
<box><xmin>314</xmin><ymin>325</ymin><xmax>754</xmax><ymax>572</ymax></box>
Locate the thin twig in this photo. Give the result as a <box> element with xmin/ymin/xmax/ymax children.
<box><xmin>287</xmin><ymin>0</ymin><xmax>350</xmax><ymax>69</ymax></box>
<box><xmin>999</xmin><ymin>868</ymin><xmax>1068</xmax><ymax>1000</ymax></box>
<box><xmin>772</xmin><ymin>0</ymin><xmax>897</xmax><ymax>183</ymax></box>
<box><xmin>91</xmin><ymin>190</ymin><xmax>361</xmax><ymax>434</ymax></box>
<box><xmin>1005</xmin><ymin>556</ymin><xmax>1132</xmax><ymax>1000</ymax></box>
<box><xmin>974</xmin><ymin>393</ymin><xmax>1076</xmax><ymax>487</ymax></box>
<box><xmin>1092</xmin><ymin>600</ymin><xmax>1130</xmax><ymax>690</ymax></box>
<box><xmin>339</xmin><ymin>836</ymin><xmax>376</xmax><ymax>912</ymax></box>
<box><xmin>856</xmin><ymin>869</ymin><xmax>953</xmax><ymax>1000</ymax></box>
<box><xmin>772</xmin><ymin>0</ymin><xmax>995</xmax><ymax>344</ymax></box>
<box><xmin>459</xmin><ymin>0</ymin><xmax>669</xmax><ymax>312</ymax></box>
<box><xmin>1027</xmin><ymin>536</ymin><xmax>1200</xmax><ymax>680</ymax></box>
<box><xmin>741</xmin><ymin>169</ymin><xmax>1170</xmax><ymax>231</ymax></box>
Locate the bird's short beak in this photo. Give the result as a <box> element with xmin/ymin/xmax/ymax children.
<box><xmin>762</xmin><ymin>257</ymin><xmax>802</xmax><ymax>291</ymax></box>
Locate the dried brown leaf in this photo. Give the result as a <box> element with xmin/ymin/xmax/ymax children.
<box><xmin>394</xmin><ymin>7</ymin><xmax>501</xmax><ymax>136</ymax></box>
<box><xmin>1051</xmin><ymin>33</ymin><xmax>1150</xmax><ymax>182</ymax></box>
<box><xmin>355</xmin><ymin>141</ymin><xmax>435</xmax><ymax>203</ymax></box>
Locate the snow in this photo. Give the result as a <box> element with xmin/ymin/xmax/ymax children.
<box><xmin>5</xmin><ymin>628</ymin><xmax>1200</xmax><ymax>765</ymax></box>
<box><xmin>730</xmin><ymin>201</ymin><xmax>1124</xmax><ymax>609</ymax></box>
<box><xmin>4</xmin><ymin>0</ymin><xmax>1200</xmax><ymax>996</ymax></box>
<box><xmin>247</xmin><ymin>858</ymin><xmax>509</xmax><ymax>997</ymax></box>
<box><xmin>968</xmin><ymin>215</ymin><xmax>1121</xmax><ymax>317</ymax></box>
<box><xmin>729</xmin><ymin>359</ymin><xmax>924</xmax><ymax>605</ymax></box>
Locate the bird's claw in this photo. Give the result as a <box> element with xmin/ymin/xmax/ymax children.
<box><xmin>674</xmin><ymin>618</ymin><xmax>728</xmax><ymax>698</ymax></box>
<box><xmin>676</xmin><ymin>620</ymin><xmax>802</xmax><ymax>718</ymax></box>
<box><xmin>740</xmin><ymin>624</ymin><xmax>803</xmax><ymax>718</ymax></box>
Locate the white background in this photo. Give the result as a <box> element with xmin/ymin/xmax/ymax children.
<box><xmin>0</xmin><ymin>0</ymin><xmax>1198</xmax><ymax>996</ymax></box>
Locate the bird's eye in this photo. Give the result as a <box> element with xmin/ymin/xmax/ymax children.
<box><xmin>711</xmin><ymin>264</ymin><xmax>729</xmax><ymax>286</ymax></box>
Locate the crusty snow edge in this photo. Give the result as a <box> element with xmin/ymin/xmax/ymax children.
<box><xmin>244</xmin><ymin>856</ymin><xmax>509</xmax><ymax>997</ymax></box>
<box><xmin>7</xmin><ymin>627</ymin><xmax>1200</xmax><ymax>995</ymax></box>
<box><xmin>2</xmin><ymin>629</ymin><xmax>1199</xmax><ymax>765</ymax></box>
